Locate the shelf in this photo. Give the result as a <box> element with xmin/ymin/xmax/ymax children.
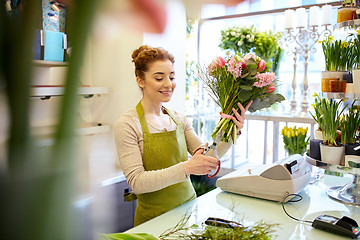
<box><xmin>35</xmin><ymin>125</ymin><xmax>111</xmax><ymax>147</ymax></box>
<box><xmin>30</xmin><ymin>86</ymin><xmax>110</xmax><ymax>99</ymax></box>
<box><xmin>33</xmin><ymin>124</ymin><xmax>111</xmax><ymax>136</ymax></box>
<box><xmin>188</xmin><ymin>112</ymin><xmax>316</xmax><ymax>124</ymax></box>
<box><xmin>245</xmin><ymin>112</ymin><xmax>316</xmax><ymax>124</ymax></box>
<box><xmin>76</xmin><ymin>125</ymin><xmax>111</xmax><ymax>136</ymax></box>
<box><xmin>333</xmin><ymin>19</ymin><xmax>360</xmax><ymax>31</ymax></box>
<box><xmin>33</xmin><ymin>60</ymin><xmax>68</xmax><ymax>67</ymax></box>
<box><xmin>320</xmin><ymin>92</ymin><xmax>360</xmax><ymax>99</ymax></box>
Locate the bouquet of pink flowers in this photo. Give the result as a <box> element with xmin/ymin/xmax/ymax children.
<box><xmin>199</xmin><ymin>53</ymin><xmax>285</xmax><ymax>142</ymax></box>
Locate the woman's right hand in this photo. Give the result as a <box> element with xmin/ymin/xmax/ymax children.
<box><xmin>183</xmin><ymin>143</ymin><xmax>219</xmax><ymax>175</ymax></box>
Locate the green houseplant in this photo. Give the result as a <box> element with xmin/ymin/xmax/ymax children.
<box><xmin>340</xmin><ymin>103</ymin><xmax>360</xmax><ymax>156</ymax></box>
<box><xmin>352</xmin><ymin>29</ymin><xmax>360</xmax><ymax>93</ymax></box>
<box><xmin>340</xmin><ymin>102</ymin><xmax>360</xmax><ymax>144</ymax></box>
<box><xmin>320</xmin><ymin>35</ymin><xmax>355</xmax><ymax>91</ymax></box>
<box><xmin>321</xmin><ymin>36</ymin><xmax>356</xmax><ymax>72</ymax></box>
<box><xmin>310</xmin><ymin>94</ymin><xmax>347</xmax><ymax>164</ymax></box>
<box><xmin>310</xmin><ymin>94</ymin><xmax>347</xmax><ymax>146</ymax></box>
<box><xmin>281</xmin><ymin>126</ymin><xmax>309</xmax><ymax>156</ymax></box>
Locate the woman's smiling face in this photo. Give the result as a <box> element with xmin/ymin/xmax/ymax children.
<box><xmin>137</xmin><ymin>59</ymin><xmax>176</xmax><ymax>104</ymax></box>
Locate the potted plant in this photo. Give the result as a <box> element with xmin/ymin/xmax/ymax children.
<box><xmin>340</xmin><ymin>102</ymin><xmax>360</xmax><ymax>156</ymax></box>
<box><xmin>352</xmin><ymin>29</ymin><xmax>360</xmax><ymax>93</ymax></box>
<box><xmin>320</xmin><ymin>36</ymin><xmax>355</xmax><ymax>92</ymax></box>
<box><xmin>310</xmin><ymin>94</ymin><xmax>347</xmax><ymax>165</ymax></box>
<box><xmin>281</xmin><ymin>126</ymin><xmax>309</xmax><ymax>156</ymax></box>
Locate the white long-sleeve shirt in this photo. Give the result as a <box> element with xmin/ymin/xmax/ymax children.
<box><xmin>114</xmin><ymin>108</ymin><xmax>232</xmax><ymax>194</ymax></box>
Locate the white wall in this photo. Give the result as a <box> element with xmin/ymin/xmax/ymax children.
<box><xmin>143</xmin><ymin>0</ymin><xmax>187</xmax><ymax>113</ymax></box>
<box><xmin>83</xmin><ymin>23</ymin><xmax>144</xmax><ymax>176</ymax></box>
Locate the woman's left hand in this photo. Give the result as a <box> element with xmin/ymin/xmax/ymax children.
<box><xmin>231</xmin><ymin>100</ymin><xmax>253</xmax><ymax>135</ymax></box>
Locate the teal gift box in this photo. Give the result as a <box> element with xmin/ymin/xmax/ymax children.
<box><xmin>44</xmin><ymin>30</ymin><xmax>67</xmax><ymax>62</ymax></box>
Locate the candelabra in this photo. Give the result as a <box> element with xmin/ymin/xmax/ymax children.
<box><xmin>283</xmin><ymin>25</ymin><xmax>332</xmax><ymax>117</ymax></box>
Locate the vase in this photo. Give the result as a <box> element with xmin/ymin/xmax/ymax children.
<box><xmin>352</xmin><ymin>69</ymin><xmax>360</xmax><ymax>93</ymax></box>
<box><xmin>320</xmin><ymin>143</ymin><xmax>345</xmax><ymax>165</ymax></box>
<box><xmin>345</xmin><ymin>143</ymin><xmax>360</xmax><ymax>156</ymax></box>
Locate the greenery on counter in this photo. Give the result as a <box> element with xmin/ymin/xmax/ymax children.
<box><xmin>158</xmin><ymin>210</ymin><xmax>278</xmax><ymax>240</ymax></box>
<box><xmin>100</xmin><ymin>233</ymin><xmax>159</xmax><ymax>240</ymax></box>
<box><xmin>100</xmin><ymin>209</ymin><xmax>278</xmax><ymax>240</ymax></box>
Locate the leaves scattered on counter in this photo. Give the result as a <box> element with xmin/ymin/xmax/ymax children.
<box><xmin>158</xmin><ymin>210</ymin><xmax>278</xmax><ymax>240</ymax></box>
<box><xmin>100</xmin><ymin>232</ymin><xmax>159</xmax><ymax>240</ymax></box>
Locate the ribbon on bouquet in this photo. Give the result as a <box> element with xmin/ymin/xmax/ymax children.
<box><xmin>220</xmin><ymin>112</ymin><xmax>233</xmax><ymax>119</ymax></box>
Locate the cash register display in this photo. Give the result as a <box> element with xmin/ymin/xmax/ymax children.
<box><xmin>319</xmin><ymin>215</ymin><xmax>338</xmax><ymax>224</ymax></box>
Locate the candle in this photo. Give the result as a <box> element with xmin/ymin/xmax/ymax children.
<box><xmin>295</xmin><ymin>8</ymin><xmax>307</xmax><ymax>28</ymax></box>
<box><xmin>309</xmin><ymin>6</ymin><xmax>320</xmax><ymax>26</ymax></box>
<box><xmin>284</xmin><ymin>9</ymin><xmax>295</xmax><ymax>29</ymax></box>
<box><xmin>322</xmin><ymin>5</ymin><xmax>333</xmax><ymax>25</ymax></box>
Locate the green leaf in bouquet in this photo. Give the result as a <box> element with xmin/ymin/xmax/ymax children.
<box><xmin>238</xmin><ymin>90</ymin><xmax>252</xmax><ymax>102</ymax></box>
<box><xmin>248</xmin><ymin>98</ymin><xmax>272</xmax><ymax>112</ymax></box>
<box><xmin>275</xmin><ymin>93</ymin><xmax>285</xmax><ymax>102</ymax></box>
<box><xmin>247</xmin><ymin>58</ymin><xmax>257</xmax><ymax>65</ymax></box>
<box><xmin>249</xmin><ymin>69</ymin><xmax>258</xmax><ymax>76</ymax></box>
<box><xmin>266</xmin><ymin>93</ymin><xmax>285</xmax><ymax>103</ymax></box>
<box><xmin>240</xmin><ymin>85</ymin><xmax>253</xmax><ymax>91</ymax></box>
<box><xmin>241</xmin><ymin>72</ymin><xmax>250</xmax><ymax>78</ymax></box>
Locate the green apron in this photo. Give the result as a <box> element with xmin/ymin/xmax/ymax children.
<box><xmin>134</xmin><ymin>102</ymin><xmax>196</xmax><ymax>226</ymax></box>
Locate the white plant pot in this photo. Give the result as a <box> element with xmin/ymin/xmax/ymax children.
<box><xmin>352</xmin><ymin>68</ymin><xmax>360</xmax><ymax>93</ymax></box>
<box><xmin>320</xmin><ymin>143</ymin><xmax>344</xmax><ymax>165</ymax></box>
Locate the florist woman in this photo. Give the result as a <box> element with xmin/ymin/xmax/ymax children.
<box><xmin>114</xmin><ymin>45</ymin><xmax>252</xmax><ymax>226</ymax></box>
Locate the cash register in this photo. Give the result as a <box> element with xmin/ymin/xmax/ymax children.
<box><xmin>216</xmin><ymin>154</ymin><xmax>312</xmax><ymax>201</ymax></box>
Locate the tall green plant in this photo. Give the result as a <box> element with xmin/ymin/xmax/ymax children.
<box><xmin>352</xmin><ymin>30</ymin><xmax>360</xmax><ymax>69</ymax></box>
<box><xmin>0</xmin><ymin>1</ymin><xmax>98</xmax><ymax>239</ymax></box>
<box><xmin>253</xmin><ymin>30</ymin><xmax>283</xmax><ymax>74</ymax></box>
<box><xmin>340</xmin><ymin>103</ymin><xmax>360</xmax><ymax>144</ymax></box>
<box><xmin>321</xmin><ymin>36</ymin><xmax>356</xmax><ymax>72</ymax></box>
<box><xmin>310</xmin><ymin>94</ymin><xmax>347</xmax><ymax>146</ymax></box>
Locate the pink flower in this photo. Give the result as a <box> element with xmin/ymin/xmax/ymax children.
<box><xmin>227</xmin><ymin>57</ymin><xmax>242</xmax><ymax>78</ymax></box>
<box><xmin>211</xmin><ymin>56</ymin><xmax>226</xmax><ymax>68</ymax></box>
<box><xmin>266</xmin><ymin>83</ymin><xmax>276</xmax><ymax>93</ymax></box>
<box><xmin>257</xmin><ymin>60</ymin><xmax>266</xmax><ymax>72</ymax></box>
<box><xmin>240</xmin><ymin>59</ymin><xmax>247</xmax><ymax>69</ymax></box>
<box><xmin>244</xmin><ymin>53</ymin><xmax>256</xmax><ymax>61</ymax></box>
<box><xmin>254</xmin><ymin>72</ymin><xmax>276</xmax><ymax>88</ymax></box>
